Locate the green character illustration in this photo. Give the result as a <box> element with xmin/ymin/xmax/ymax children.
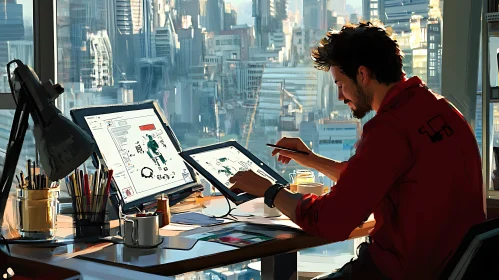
<box><xmin>219</xmin><ymin>158</ymin><xmax>228</xmax><ymax>162</ymax></box>
<box><xmin>146</xmin><ymin>135</ymin><xmax>166</xmax><ymax>165</ymax></box>
<box><xmin>218</xmin><ymin>166</ymin><xmax>234</xmax><ymax>176</ymax></box>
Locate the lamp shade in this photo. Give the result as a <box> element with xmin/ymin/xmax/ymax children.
<box><xmin>33</xmin><ymin>114</ymin><xmax>95</xmax><ymax>181</ymax></box>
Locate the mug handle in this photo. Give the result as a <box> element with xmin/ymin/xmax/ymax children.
<box><xmin>124</xmin><ymin>219</ymin><xmax>139</xmax><ymax>246</ymax></box>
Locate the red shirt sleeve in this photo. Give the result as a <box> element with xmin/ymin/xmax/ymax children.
<box><xmin>294</xmin><ymin>118</ymin><xmax>413</xmax><ymax>242</ymax></box>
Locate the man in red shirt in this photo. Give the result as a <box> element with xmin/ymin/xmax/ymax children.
<box><xmin>229</xmin><ymin>22</ymin><xmax>485</xmax><ymax>279</ymax></box>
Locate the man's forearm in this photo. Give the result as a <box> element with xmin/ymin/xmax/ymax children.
<box><xmin>308</xmin><ymin>154</ymin><xmax>348</xmax><ymax>183</ymax></box>
<box><xmin>273</xmin><ymin>188</ymin><xmax>303</xmax><ymax>222</ymax></box>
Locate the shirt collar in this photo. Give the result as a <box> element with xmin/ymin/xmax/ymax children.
<box><xmin>377</xmin><ymin>76</ymin><xmax>423</xmax><ymax>113</ymax></box>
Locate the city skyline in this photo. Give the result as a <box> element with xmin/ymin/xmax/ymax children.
<box><xmin>15</xmin><ymin>0</ymin><xmax>363</xmax><ymax>26</ymax></box>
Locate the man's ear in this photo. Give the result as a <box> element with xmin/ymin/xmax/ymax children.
<box><xmin>357</xmin><ymin>66</ymin><xmax>371</xmax><ymax>86</ymax></box>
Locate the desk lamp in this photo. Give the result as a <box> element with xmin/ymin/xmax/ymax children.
<box><xmin>0</xmin><ymin>59</ymin><xmax>96</xmax><ymax>232</ymax></box>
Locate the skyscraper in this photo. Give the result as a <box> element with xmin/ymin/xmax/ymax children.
<box><xmin>303</xmin><ymin>0</ymin><xmax>327</xmax><ymax>31</ymax></box>
<box><xmin>0</xmin><ymin>0</ymin><xmax>24</xmax><ymax>68</ymax></box>
<box><xmin>253</xmin><ymin>0</ymin><xmax>275</xmax><ymax>47</ymax></box>
<box><xmin>426</xmin><ymin>1</ymin><xmax>442</xmax><ymax>93</ymax></box>
<box><xmin>206</xmin><ymin>0</ymin><xmax>225</xmax><ymax>34</ymax></box>
<box><xmin>381</xmin><ymin>0</ymin><xmax>429</xmax><ymax>34</ymax></box>
<box><xmin>114</xmin><ymin>0</ymin><xmax>144</xmax><ymax>80</ymax></box>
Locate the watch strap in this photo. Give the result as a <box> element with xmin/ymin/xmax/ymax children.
<box><xmin>264</xmin><ymin>183</ymin><xmax>286</xmax><ymax>208</ymax></box>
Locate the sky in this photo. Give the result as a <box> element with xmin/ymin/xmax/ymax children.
<box><xmin>17</xmin><ymin>0</ymin><xmax>363</xmax><ymax>27</ymax></box>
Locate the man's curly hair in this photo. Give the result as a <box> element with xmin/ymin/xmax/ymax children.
<box><xmin>311</xmin><ymin>22</ymin><xmax>403</xmax><ymax>85</ymax></box>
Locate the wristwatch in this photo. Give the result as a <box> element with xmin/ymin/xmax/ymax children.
<box><xmin>264</xmin><ymin>183</ymin><xmax>287</xmax><ymax>208</ymax></box>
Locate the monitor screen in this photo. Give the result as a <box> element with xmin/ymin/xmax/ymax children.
<box><xmin>83</xmin><ymin>108</ymin><xmax>194</xmax><ymax>204</ymax></box>
<box><xmin>189</xmin><ymin>146</ymin><xmax>277</xmax><ymax>195</ymax></box>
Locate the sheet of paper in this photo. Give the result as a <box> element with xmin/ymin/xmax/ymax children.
<box><xmin>235</xmin><ymin>215</ymin><xmax>302</xmax><ymax>230</ymax></box>
<box><xmin>84</xmin><ymin>108</ymin><xmax>194</xmax><ymax>203</ymax></box>
<box><xmin>170</xmin><ymin>212</ymin><xmax>225</xmax><ymax>226</ymax></box>
<box><xmin>161</xmin><ymin>223</ymin><xmax>200</xmax><ymax>231</ymax></box>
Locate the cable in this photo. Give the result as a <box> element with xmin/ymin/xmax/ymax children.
<box><xmin>208</xmin><ymin>196</ymin><xmax>238</xmax><ymax>220</ymax></box>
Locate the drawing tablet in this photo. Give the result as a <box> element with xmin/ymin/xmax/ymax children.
<box><xmin>180</xmin><ymin>141</ymin><xmax>288</xmax><ymax>205</ymax></box>
<box><xmin>70</xmin><ymin>101</ymin><xmax>201</xmax><ymax>213</ymax></box>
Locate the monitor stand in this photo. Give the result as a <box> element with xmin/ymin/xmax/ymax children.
<box><xmin>99</xmin><ymin>195</ymin><xmax>125</xmax><ymax>244</ymax></box>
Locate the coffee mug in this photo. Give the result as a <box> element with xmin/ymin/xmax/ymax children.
<box><xmin>290</xmin><ymin>170</ymin><xmax>315</xmax><ymax>184</ymax></box>
<box><xmin>123</xmin><ymin>214</ymin><xmax>162</xmax><ymax>248</ymax></box>
<box><xmin>297</xmin><ymin>182</ymin><xmax>324</xmax><ymax>196</ymax></box>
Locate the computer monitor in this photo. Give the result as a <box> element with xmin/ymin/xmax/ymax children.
<box><xmin>71</xmin><ymin>101</ymin><xmax>202</xmax><ymax>213</ymax></box>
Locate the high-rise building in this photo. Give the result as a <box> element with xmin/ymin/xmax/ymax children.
<box><xmin>303</xmin><ymin>0</ymin><xmax>327</xmax><ymax>31</ymax></box>
<box><xmin>257</xmin><ymin>64</ymin><xmax>321</xmax><ymax>121</ymax></box>
<box><xmin>177</xmin><ymin>26</ymin><xmax>205</xmax><ymax>74</ymax></box>
<box><xmin>141</xmin><ymin>0</ymin><xmax>154</xmax><ymax>58</ymax></box>
<box><xmin>179</xmin><ymin>0</ymin><xmax>201</xmax><ymax>28</ymax></box>
<box><xmin>223</xmin><ymin>3</ymin><xmax>237</xmax><ymax>31</ymax></box>
<box><xmin>114</xmin><ymin>0</ymin><xmax>144</xmax><ymax>81</ymax></box>
<box><xmin>381</xmin><ymin>0</ymin><xmax>429</xmax><ymax>34</ymax></box>
<box><xmin>153</xmin><ymin>16</ymin><xmax>178</xmax><ymax>67</ymax></box>
<box><xmin>153</xmin><ymin>0</ymin><xmax>168</xmax><ymax>28</ymax></box>
<box><xmin>0</xmin><ymin>0</ymin><xmax>24</xmax><ymax>68</ymax></box>
<box><xmin>317</xmin><ymin>119</ymin><xmax>360</xmax><ymax>187</ymax></box>
<box><xmin>273</xmin><ymin>0</ymin><xmax>287</xmax><ymax>29</ymax></box>
<box><xmin>221</xmin><ymin>25</ymin><xmax>254</xmax><ymax>61</ymax></box>
<box><xmin>81</xmin><ymin>30</ymin><xmax>113</xmax><ymax>91</ymax></box>
<box><xmin>362</xmin><ymin>0</ymin><xmax>382</xmax><ymax>22</ymax></box>
<box><xmin>236</xmin><ymin>60</ymin><xmax>265</xmax><ymax>100</ymax></box>
<box><xmin>116</xmin><ymin>0</ymin><xmax>144</xmax><ymax>35</ymax></box>
<box><xmin>253</xmin><ymin>0</ymin><xmax>275</xmax><ymax>48</ymax></box>
<box><xmin>138</xmin><ymin>58</ymin><xmax>170</xmax><ymax>101</ymax></box>
<box><xmin>426</xmin><ymin>2</ymin><xmax>442</xmax><ymax>93</ymax></box>
<box><xmin>206</xmin><ymin>0</ymin><xmax>225</xmax><ymax>34</ymax></box>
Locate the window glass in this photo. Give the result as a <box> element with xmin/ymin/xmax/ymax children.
<box><xmin>55</xmin><ymin>0</ymin><xmax>444</xmax><ymax>276</ymax></box>
<box><xmin>0</xmin><ymin>0</ymin><xmax>34</xmax><ymax>186</ymax></box>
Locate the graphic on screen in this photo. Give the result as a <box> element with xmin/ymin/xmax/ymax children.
<box><xmin>190</xmin><ymin>146</ymin><xmax>277</xmax><ymax>194</ymax></box>
<box><xmin>84</xmin><ymin>108</ymin><xmax>194</xmax><ymax>203</ymax></box>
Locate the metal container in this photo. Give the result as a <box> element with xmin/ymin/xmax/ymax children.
<box><xmin>123</xmin><ymin>213</ymin><xmax>162</xmax><ymax>248</ymax></box>
<box><xmin>16</xmin><ymin>187</ymin><xmax>60</xmax><ymax>239</ymax></box>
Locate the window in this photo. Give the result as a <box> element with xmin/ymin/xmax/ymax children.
<box><xmin>0</xmin><ymin>0</ymin><xmax>33</xmax><ymax>93</ymax></box>
<box><xmin>53</xmin><ymin>0</ymin><xmax>444</xmax><ymax>277</ymax></box>
<box><xmin>0</xmin><ymin>0</ymin><xmax>34</xmax><ymax>187</ymax></box>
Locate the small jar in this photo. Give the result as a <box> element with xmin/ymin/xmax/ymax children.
<box><xmin>16</xmin><ymin>186</ymin><xmax>60</xmax><ymax>239</ymax></box>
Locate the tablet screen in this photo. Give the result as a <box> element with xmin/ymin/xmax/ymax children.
<box><xmin>189</xmin><ymin>146</ymin><xmax>277</xmax><ymax>194</ymax></box>
<box><xmin>83</xmin><ymin>108</ymin><xmax>194</xmax><ymax>203</ymax></box>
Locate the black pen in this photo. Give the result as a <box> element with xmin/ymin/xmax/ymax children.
<box><xmin>27</xmin><ymin>159</ymin><xmax>31</xmax><ymax>189</ymax></box>
<box><xmin>266</xmin><ymin>144</ymin><xmax>310</xmax><ymax>155</ymax></box>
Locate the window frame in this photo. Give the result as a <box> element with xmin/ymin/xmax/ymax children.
<box><xmin>0</xmin><ymin>0</ymin><xmax>487</xmax><ymax>273</ymax></box>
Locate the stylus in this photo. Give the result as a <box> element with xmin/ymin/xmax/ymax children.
<box><xmin>266</xmin><ymin>144</ymin><xmax>310</xmax><ymax>155</ymax></box>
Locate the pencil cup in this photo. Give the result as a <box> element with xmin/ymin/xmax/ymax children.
<box><xmin>72</xmin><ymin>195</ymin><xmax>110</xmax><ymax>240</ymax></box>
<box><xmin>16</xmin><ymin>186</ymin><xmax>60</xmax><ymax>240</ymax></box>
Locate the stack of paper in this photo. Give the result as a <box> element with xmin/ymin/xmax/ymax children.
<box><xmin>170</xmin><ymin>212</ymin><xmax>225</xmax><ymax>226</ymax></box>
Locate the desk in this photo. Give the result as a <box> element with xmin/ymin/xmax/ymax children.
<box><xmin>6</xmin><ymin>196</ymin><xmax>375</xmax><ymax>280</ymax></box>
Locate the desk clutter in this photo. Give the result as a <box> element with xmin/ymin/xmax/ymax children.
<box><xmin>65</xmin><ymin>167</ymin><xmax>113</xmax><ymax>240</ymax></box>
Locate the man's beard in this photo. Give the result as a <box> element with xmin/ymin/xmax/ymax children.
<box><xmin>349</xmin><ymin>84</ymin><xmax>373</xmax><ymax>119</ymax></box>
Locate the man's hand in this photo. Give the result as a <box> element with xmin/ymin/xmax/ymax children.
<box><xmin>228</xmin><ymin>170</ymin><xmax>273</xmax><ymax>197</ymax></box>
<box><xmin>271</xmin><ymin>137</ymin><xmax>317</xmax><ymax>167</ymax></box>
